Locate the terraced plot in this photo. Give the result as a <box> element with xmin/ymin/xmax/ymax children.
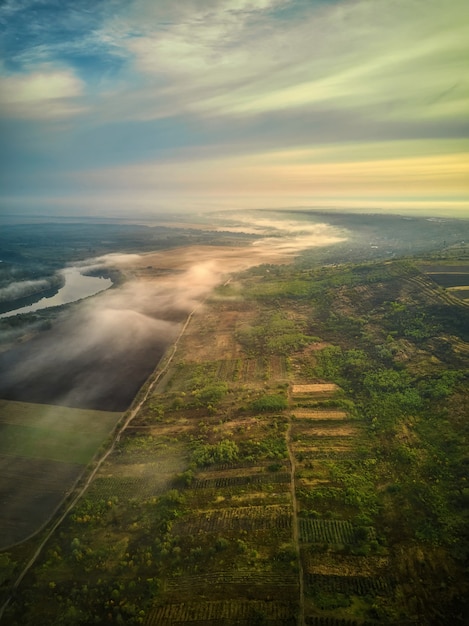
<box><xmin>303</xmin><ymin>553</ymin><xmax>391</xmax><ymax>577</ymax></box>
<box><xmin>293</xmin><ymin>410</ymin><xmax>348</xmax><ymax>420</ymax></box>
<box><xmin>191</xmin><ymin>472</ymin><xmax>291</xmax><ymax>490</ymax></box>
<box><xmin>292</xmin><ymin>384</ymin><xmax>340</xmax><ymax>396</ymax></box>
<box><xmin>173</xmin><ymin>505</ymin><xmax>292</xmax><ymax>535</ymax></box>
<box><xmin>312</xmin><ymin>572</ymin><xmax>390</xmax><ymax>594</ymax></box>
<box><xmin>299</xmin><ymin>519</ymin><xmax>355</xmax><ymax>544</ymax></box>
<box><xmin>297</xmin><ymin>425</ymin><xmax>357</xmax><ymax>438</ymax></box>
<box><xmin>145</xmin><ymin>600</ymin><xmax>297</xmax><ymax>625</ymax></box>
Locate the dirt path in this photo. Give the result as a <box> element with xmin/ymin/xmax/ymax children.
<box><xmin>286</xmin><ymin>419</ymin><xmax>305</xmax><ymax>626</ymax></box>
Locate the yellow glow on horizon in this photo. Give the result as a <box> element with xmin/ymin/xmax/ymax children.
<box><xmin>83</xmin><ymin>150</ymin><xmax>469</xmax><ymax>202</ymax></box>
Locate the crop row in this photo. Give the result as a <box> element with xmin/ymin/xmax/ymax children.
<box><xmin>305</xmin><ymin>573</ymin><xmax>392</xmax><ymax>595</ymax></box>
<box><xmin>87</xmin><ymin>476</ymin><xmax>165</xmax><ymax>500</ymax></box>
<box><xmin>216</xmin><ymin>359</ymin><xmax>240</xmax><ymax>382</ymax></box>
<box><xmin>166</xmin><ymin>569</ymin><xmax>298</xmax><ymax>591</ymax></box>
<box><xmin>297</xmin><ymin>437</ymin><xmax>355</xmax><ymax>449</ymax></box>
<box><xmin>173</xmin><ymin>505</ymin><xmax>292</xmax><ymax>534</ymax></box>
<box><xmin>145</xmin><ymin>600</ymin><xmax>297</xmax><ymax>625</ymax></box>
<box><xmin>294</xmin><ymin>447</ymin><xmax>355</xmax><ymax>460</ymax></box>
<box><xmin>191</xmin><ymin>472</ymin><xmax>291</xmax><ymax>489</ymax></box>
<box><xmin>297</xmin><ymin>450</ymin><xmax>360</xmax><ymax>461</ymax></box>
<box><xmin>305</xmin><ymin>618</ymin><xmax>376</xmax><ymax>626</ymax></box>
<box><xmin>112</xmin><ymin>447</ymin><xmax>187</xmax><ymax>470</ymax></box>
<box><xmin>240</xmin><ymin>358</ymin><xmax>266</xmax><ymax>381</ymax></box>
<box><xmin>299</xmin><ymin>519</ymin><xmax>354</xmax><ymax>544</ymax></box>
<box><xmin>269</xmin><ymin>355</ymin><xmax>288</xmax><ymax>378</ymax></box>
<box><xmin>293</xmin><ymin>429</ymin><xmax>356</xmax><ymax>440</ymax></box>
<box><xmin>201</xmin><ymin>460</ymin><xmax>290</xmax><ymax>472</ymax></box>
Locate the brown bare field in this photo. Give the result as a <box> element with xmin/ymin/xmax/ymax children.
<box><xmin>292</xmin><ymin>383</ymin><xmax>339</xmax><ymax>394</ymax></box>
<box><xmin>296</xmin><ymin>424</ymin><xmax>358</xmax><ymax>437</ymax></box>
<box><xmin>293</xmin><ymin>442</ymin><xmax>354</xmax><ymax>454</ymax></box>
<box><xmin>293</xmin><ymin>409</ymin><xmax>348</xmax><ymax>420</ymax></box>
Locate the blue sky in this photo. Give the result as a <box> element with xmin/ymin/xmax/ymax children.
<box><xmin>0</xmin><ymin>0</ymin><xmax>468</xmax><ymax>218</ymax></box>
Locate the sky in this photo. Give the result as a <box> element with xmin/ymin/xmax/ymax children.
<box><xmin>0</xmin><ymin>0</ymin><xmax>468</xmax><ymax>219</ymax></box>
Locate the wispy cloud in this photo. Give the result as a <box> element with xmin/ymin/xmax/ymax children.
<box><xmin>0</xmin><ymin>0</ymin><xmax>468</xmax><ymax>215</ymax></box>
<box><xmin>97</xmin><ymin>0</ymin><xmax>469</xmax><ymax>125</ymax></box>
<box><xmin>0</xmin><ymin>65</ymin><xmax>87</xmax><ymax>118</ymax></box>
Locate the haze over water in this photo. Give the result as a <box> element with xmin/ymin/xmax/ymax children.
<box><xmin>0</xmin><ymin>268</ymin><xmax>112</xmax><ymax>319</ymax></box>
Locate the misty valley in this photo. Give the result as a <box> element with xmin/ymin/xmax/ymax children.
<box><xmin>0</xmin><ymin>210</ymin><xmax>468</xmax><ymax>625</ymax></box>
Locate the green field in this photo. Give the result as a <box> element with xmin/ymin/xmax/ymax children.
<box><xmin>0</xmin><ymin>400</ymin><xmax>121</xmax><ymax>548</ymax></box>
<box><xmin>0</xmin><ymin>401</ymin><xmax>121</xmax><ymax>464</ymax></box>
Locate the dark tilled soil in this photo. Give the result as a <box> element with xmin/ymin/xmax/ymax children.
<box><xmin>0</xmin><ymin>333</ymin><xmax>170</xmax><ymax>411</ymax></box>
<box><xmin>0</xmin><ymin>454</ymin><xmax>83</xmax><ymax>548</ymax></box>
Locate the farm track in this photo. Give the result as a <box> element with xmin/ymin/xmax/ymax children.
<box><xmin>286</xmin><ymin>419</ymin><xmax>306</xmax><ymax>626</ymax></box>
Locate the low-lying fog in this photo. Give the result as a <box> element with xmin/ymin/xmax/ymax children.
<box><xmin>0</xmin><ymin>219</ymin><xmax>346</xmax><ymax>411</ymax></box>
<box><xmin>0</xmin><ymin>268</ymin><xmax>112</xmax><ymax>318</ymax></box>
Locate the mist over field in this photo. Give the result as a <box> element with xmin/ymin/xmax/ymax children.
<box><xmin>0</xmin><ymin>217</ymin><xmax>347</xmax><ymax>410</ymax></box>
<box><xmin>1</xmin><ymin>208</ymin><xmax>468</xmax><ymax>412</ymax></box>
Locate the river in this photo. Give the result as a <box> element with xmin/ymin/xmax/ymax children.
<box><xmin>0</xmin><ymin>268</ymin><xmax>113</xmax><ymax>318</ymax></box>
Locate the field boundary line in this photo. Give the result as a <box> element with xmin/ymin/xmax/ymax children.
<box><xmin>286</xmin><ymin>418</ymin><xmax>305</xmax><ymax>626</ymax></box>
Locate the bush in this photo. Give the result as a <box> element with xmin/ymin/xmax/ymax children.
<box><xmin>192</xmin><ymin>439</ymin><xmax>239</xmax><ymax>466</ymax></box>
<box><xmin>250</xmin><ymin>394</ymin><xmax>287</xmax><ymax>412</ymax></box>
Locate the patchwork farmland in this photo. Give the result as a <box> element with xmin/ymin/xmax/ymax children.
<box><xmin>2</xmin><ymin>257</ymin><xmax>469</xmax><ymax>625</ymax></box>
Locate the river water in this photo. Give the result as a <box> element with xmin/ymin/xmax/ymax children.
<box><xmin>0</xmin><ymin>268</ymin><xmax>112</xmax><ymax>318</ymax></box>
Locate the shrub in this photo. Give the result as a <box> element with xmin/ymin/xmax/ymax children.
<box><xmin>192</xmin><ymin>439</ymin><xmax>239</xmax><ymax>466</ymax></box>
<box><xmin>250</xmin><ymin>394</ymin><xmax>288</xmax><ymax>412</ymax></box>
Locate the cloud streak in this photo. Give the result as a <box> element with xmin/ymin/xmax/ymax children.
<box><xmin>0</xmin><ymin>0</ymin><xmax>468</xmax><ymax>215</ymax></box>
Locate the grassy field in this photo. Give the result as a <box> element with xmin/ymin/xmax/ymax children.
<box><xmin>0</xmin><ymin>401</ymin><xmax>121</xmax><ymax>464</ymax></box>
<box><xmin>0</xmin><ymin>401</ymin><xmax>121</xmax><ymax>548</ymax></box>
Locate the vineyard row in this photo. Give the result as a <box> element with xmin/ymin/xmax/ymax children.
<box><xmin>145</xmin><ymin>600</ymin><xmax>297</xmax><ymax>625</ymax></box>
<box><xmin>305</xmin><ymin>573</ymin><xmax>392</xmax><ymax>595</ymax></box>
<box><xmin>166</xmin><ymin>570</ymin><xmax>298</xmax><ymax>590</ymax></box>
<box><xmin>299</xmin><ymin>519</ymin><xmax>354</xmax><ymax>544</ymax></box>
<box><xmin>191</xmin><ymin>472</ymin><xmax>291</xmax><ymax>489</ymax></box>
